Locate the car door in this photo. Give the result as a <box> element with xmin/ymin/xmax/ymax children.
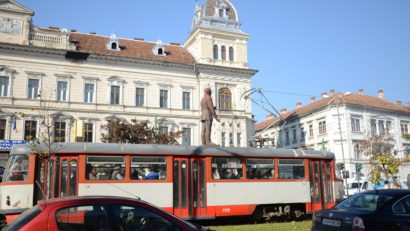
<box><xmin>390</xmin><ymin>195</ymin><xmax>410</xmax><ymax>231</ymax></box>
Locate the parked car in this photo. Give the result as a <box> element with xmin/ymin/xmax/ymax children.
<box><xmin>3</xmin><ymin>196</ymin><xmax>212</xmax><ymax>231</ymax></box>
<box><xmin>312</xmin><ymin>189</ymin><xmax>410</xmax><ymax>231</ymax></box>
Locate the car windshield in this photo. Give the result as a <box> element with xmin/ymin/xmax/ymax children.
<box><xmin>335</xmin><ymin>193</ymin><xmax>394</xmax><ymax>212</ymax></box>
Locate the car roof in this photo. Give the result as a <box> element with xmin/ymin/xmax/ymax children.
<box><xmin>362</xmin><ymin>189</ymin><xmax>410</xmax><ymax>197</ymax></box>
<box><xmin>37</xmin><ymin>196</ymin><xmax>148</xmax><ymax>208</ymax></box>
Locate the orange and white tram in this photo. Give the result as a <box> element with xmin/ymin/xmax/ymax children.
<box><xmin>0</xmin><ymin>143</ymin><xmax>344</xmax><ymax>223</ymax></box>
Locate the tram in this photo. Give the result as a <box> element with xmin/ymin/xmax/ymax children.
<box><xmin>0</xmin><ymin>143</ymin><xmax>344</xmax><ymax>223</ymax></box>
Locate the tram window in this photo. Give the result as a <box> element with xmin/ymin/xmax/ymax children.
<box><xmin>130</xmin><ymin>156</ymin><xmax>167</xmax><ymax>180</ymax></box>
<box><xmin>4</xmin><ymin>155</ymin><xmax>29</xmax><ymax>182</ymax></box>
<box><xmin>278</xmin><ymin>159</ymin><xmax>305</xmax><ymax>179</ymax></box>
<box><xmin>86</xmin><ymin>156</ymin><xmax>125</xmax><ymax>180</ymax></box>
<box><xmin>246</xmin><ymin>159</ymin><xmax>275</xmax><ymax>179</ymax></box>
<box><xmin>212</xmin><ymin>158</ymin><xmax>242</xmax><ymax>180</ymax></box>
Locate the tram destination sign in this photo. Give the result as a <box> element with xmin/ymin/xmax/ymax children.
<box><xmin>0</xmin><ymin>140</ymin><xmax>26</xmax><ymax>150</ymax></box>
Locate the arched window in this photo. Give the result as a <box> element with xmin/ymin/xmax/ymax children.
<box><xmin>213</xmin><ymin>45</ymin><xmax>218</xmax><ymax>59</ymax></box>
<box><xmin>221</xmin><ymin>46</ymin><xmax>226</xmax><ymax>61</ymax></box>
<box><xmin>219</xmin><ymin>88</ymin><xmax>232</xmax><ymax>111</ymax></box>
<box><xmin>158</xmin><ymin>48</ymin><xmax>163</xmax><ymax>55</ymax></box>
<box><xmin>229</xmin><ymin>47</ymin><xmax>234</xmax><ymax>61</ymax></box>
<box><xmin>111</xmin><ymin>42</ymin><xmax>117</xmax><ymax>50</ymax></box>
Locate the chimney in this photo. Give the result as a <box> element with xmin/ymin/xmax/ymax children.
<box><xmin>70</xmin><ymin>29</ymin><xmax>77</xmax><ymax>32</ymax></box>
<box><xmin>170</xmin><ymin>42</ymin><xmax>180</xmax><ymax>46</ymax></box>
<box><xmin>358</xmin><ymin>89</ymin><xmax>364</xmax><ymax>95</ymax></box>
<box><xmin>280</xmin><ymin>108</ymin><xmax>287</xmax><ymax>115</ymax></box>
<box><xmin>321</xmin><ymin>92</ymin><xmax>328</xmax><ymax>98</ymax></box>
<box><xmin>296</xmin><ymin>102</ymin><xmax>302</xmax><ymax>108</ymax></box>
<box><xmin>311</xmin><ymin>96</ymin><xmax>316</xmax><ymax>102</ymax></box>
<box><xmin>90</xmin><ymin>32</ymin><xmax>96</xmax><ymax>35</ymax></box>
<box><xmin>266</xmin><ymin>114</ymin><xmax>274</xmax><ymax>119</ymax></box>
<box><xmin>329</xmin><ymin>89</ymin><xmax>335</xmax><ymax>96</ymax></box>
<box><xmin>378</xmin><ymin>89</ymin><xmax>384</xmax><ymax>99</ymax></box>
<box><xmin>133</xmin><ymin>38</ymin><xmax>144</xmax><ymax>41</ymax></box>
<box><xmin>396</xmin><ymin>101</ymin><xmax>402</xmax><ymax>106</ymax></box>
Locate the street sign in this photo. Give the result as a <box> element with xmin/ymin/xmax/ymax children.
<box><xmin>0</xmin><ymin>140</ymin><xmax>26</xmax><ymax>150</ymax></box>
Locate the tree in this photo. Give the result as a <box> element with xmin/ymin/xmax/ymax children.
<box><xmin>358</xmin><ymin>133</ymin><xmax>406</xmax><ymax>187</ymax></box>
<box><xmin>101</xmin><ymin>119</ymin><xmax>182</xmax><ymax>144</ymax></box>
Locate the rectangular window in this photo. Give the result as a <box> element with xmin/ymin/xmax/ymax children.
<box><xmin>135</xmin><ymin>87</ymin><xmax>144</xmax><ymax>106</ymax></box>
<box><xmin>86</xmin><ymin>156</ymin><xmax>125</xmax><ymax>180</ymax></box>
<box><xmin>0</xmin><ymin>119</ymin><xmax>6</xmax><ymax>139</ymax></box>
<box><xmin>309</xmin><ymin>124</ymin><xmax>313</xmax><ymax>137</ymax></box>
<box><xmin>229</xmin><ymin>132</ymin><xmax>233</xmax><ymax>147</ymax></box>
<box><xmin>221</xmin><ymin>132</ymin><xmax>226</xmax><ymax>147</ymax></box>
<box><xmin>84</xmin><ymin>83</ymin><xmax>95</xmax><ymax>103</ymax></box>
<box><xmin>24</xmin><ymin>120</ymin><xmax>37</xmax><ymax>140</ymax></box>
<box><xmin>285</xmin><ymin>130</ymin><xmax>289</xmax><ymax>145</ymax></box>
<box><xmin>278</xmin><ymin>159</ymin><xmax>305</xmax><ymax>179</ymax></box>
<box><xmin>292</xmin><ymin>128</ymin><xmax>297</xmax><ymax>144</ymax></box>
<box><xmin>182</xmin><ymin>92</ymin><xmax>190</xmax><ymax>110</ymax></box>
<box><xmin>182</xmin><ymin>128</ymin><xmax>191</xmax><ymax>145</ymax></box>
<box><xmin>246</xmin><ymin>158</ymin><xmax>275</xmax><ymax>179</ymax></box>
<box><xmin>319</xmin><ymin>121</ymin><xmax>326</xmax><ymax>134</ymax></box>
<box><xmin>371</xmin><ymin>119</ymin><xmax>377</xmax><ymax>136</ymax></box>
<box><xmin>401</xmin><ymin>123</ymin><xmax>409</xmax><ymax>135</ymax></box>
<box><xmin>351</xmin><ymin>118</ymin><xmax>361</xmax><ymax>132</ymax></box>
<box><xmin>159</xmin><ymin>126</ymin><xmax>168</xmax><ymax>134</ymax></box>
<box><xmin>54</xmin><ymin>122</ymin><xmax>66</xmax><ymax>142</ymax></box>
<box><xmin>83</xmin><ymin>123</ymin><xmax>93</xmax><ymax>142</ymax></box>
<box><xmin>378</xmin><ymin>120</ymin><xmax>385</xmax><ymax>134</ymax></box>
<box><xmin>57</xmin><ymin>81</ymin><xmax>68</xmax><ymax>101</ymax></box>
<box><xmin>110</xmin><ymin>85</ymin><xmax>120</xmax><ymax>105</ymax></box>
<box><xmin>130</xmin><ymin>156</ymin><xmax>167</xmax><ymax>180</ymax></box>
<box><xmin>300</xmin><ymin>126</ymin><xmax>305</xmax><ymax>141</ymax></box>
<box><xmin>212</xmin><ymin>157</ymin><xmax>242</xmax><ymax>180</ymax></box>
<box><xmin>27</xmin><ymin>79</ymin><xmax>39</xmax><ymax>99</ymax></box>
<box><xmin>0</xmin><ymin>76</ymin><xmax>9</xmax><ymax>97</ymax></box>
<box><xmin>160</xmin><ymin>89</ymin><xmax>168</xmax><ymax>108</ymax></box>
<box><xmin>236</xmin><ymin>133</ymin><xmax>241</xmax><ymax>147</ymax></box>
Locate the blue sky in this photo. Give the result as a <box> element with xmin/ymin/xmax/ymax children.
<box><xmin>17</xmin><ymin>0</ymin><xmax>410</xmax><ymax>122</ymax></box>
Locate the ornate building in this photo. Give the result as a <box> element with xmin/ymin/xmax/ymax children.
<box><xmin>255</xmin><ymin>89</ymin><xmax>410</xmax><ymax>185</ymax></box>
<box><xmin>0</xmin><ymin>0</ymin><xmax>257</xmax><ymax>162</ymax></box>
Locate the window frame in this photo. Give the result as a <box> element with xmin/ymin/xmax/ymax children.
<box><xmin>24</xmin><ymin>120</ymin><xmax>37</xmax><ymax>141</ymax></box>
<box><xmin>27</xmin><ymin>78</ymin><xmax>40</xmax><ymax>100</ymax></box>
<box><xmin>83</xmin><ymin>122</ymin><xmax>94</xmax><ymax>142</ymax></box>
<box><xmin>110</xmin><ymin>85</ymin><xmax>121</xmax><ymax>105</ymax></box>
<box><xmin>182</xmin><ymin>127</ymin><xmax>191</xmax><ymax>145</ymax></box>
<box><xmin>213</xmin><ymin>44</ymin><xmax>219</xmax><ymax>60</ymax></box>
<box><xmin>54</xmin><ymin>121</ymin><xmax>66</xmax><ymax>142</ymax></box>
<box><xmin>351</xmin><ymin>117</ymin><xmax>361</xmax><ymax>133</ymax></box>
<box><xmin>229</xmin><ymin>46</ymin><xmax>234</xmax><ymax>62</ymax></box>
<box><xmin>86</xmin><ymin>155</ymin><xmax>125</xmax><ymax>181</ymax></box>
<box><xmin>246</xmin><ymin>158</ymin><xmax>275</xmax><ymax>180</ymax></box>
<box><xmin>159</xmin><ymin>89</ymin><xmax>169</xmax><ymax>108</ymax></box>
<box><xmin>130</xmin><ymin>156</ymin><xmax>167</xmax><ymax>180</ymax></box>
<box><xmin>135</xmin><ymin>87</ymin><xmax>145</xmax><ymax>107</ymax></box>
<box><xmin>318</xmin><ymin>120</ymin><xmax>327</xmax><ymax>135</ymax></box>
<box><xmin>393</xmin><ymin>195</ymin><xmax>410</xmax><ymax>215</ymax></box>
<box><xmin>218</xmin><ymin>87</ymin><xmax>232</xmax><ymax>111</ymax></box>
<box><xmin>221</xmin><ymin>46</ymin><xmax>226</xmax><ymax>61</ymax></box>
<box><xmin>0</xmin><ymin>76</ymin><xmax>10</xmax><ymax>97</ymax></box>
<box><xmin>0</xmin><ymin>119</ymin><xmax>6</xmax><ymax>140</ymax></box>
<box><xmin>212</xmin><ymin>157</ymin><xmax>243</xmax><ymax>180</ymax></box>
<box><xmin>278</xmin><ymin>159</ymin><xmax>305</xmax><ymax>180</ymax></box>
<box><xmin>182</xmin><ymin>91</ymin><xmax>191</xmax><ymax>110</ymax></box>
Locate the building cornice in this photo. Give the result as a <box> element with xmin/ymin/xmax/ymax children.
<box><xmin>194</xmin><ymin>63</ymin><xmax>257</xmax><ymax>76</ymax></box>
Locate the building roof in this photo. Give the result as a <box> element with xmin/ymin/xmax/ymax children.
<box><xmin>255</xmin><ymin>92</ymin><xmax>410</xmax><ymax>132</ymax></box>
<box><xmin>69</xmin><ymin>33</ymin><xmax>196</xmax><ymax>65</ymax></box>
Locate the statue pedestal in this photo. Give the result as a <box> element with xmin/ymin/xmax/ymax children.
<box><xmin>202</xmin><ymin>143</ymin><xmax>220</xmax><ymax>147</ymax></box>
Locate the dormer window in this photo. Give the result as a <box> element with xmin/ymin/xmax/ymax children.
<box><xmin>106</xmin><ymin>33</ymin><xmax>120</xmax><ymax>51</ymax></box>
<box><xmin>215</xmin><ymin>0</ymin><xmax>228</xmax><ymax>19</ymax></box>
<box><xmin>153</xmin><ymin>39</ymin><xmax>166</xmax><ymax>56</ymax></box>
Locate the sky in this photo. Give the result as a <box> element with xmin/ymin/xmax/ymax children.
<box><xmin>17</xmin><ymin>0</ymin><xmax>410</xmax><ymax>122</ymax></box>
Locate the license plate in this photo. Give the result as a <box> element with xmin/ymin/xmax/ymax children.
<box><xmin>322</xmin><ymin>218</ymin><xmax>341</xmax><ymax>227</ymax></box>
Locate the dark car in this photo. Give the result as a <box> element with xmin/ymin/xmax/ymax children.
<box><xmin>3</xmin><ymin>196</ymin><xmax>212</xmax><ymax>231</ymax></box>
<box><xmin>312</xmin><ymin>189</ymin><xmax>410</xmax><ymax>231</ymax></box>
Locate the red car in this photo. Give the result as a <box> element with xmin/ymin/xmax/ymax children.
<box><xmin>4</xmin><ymin>196</ymin><xmax>211</xmax><ymax>231</ymax></box>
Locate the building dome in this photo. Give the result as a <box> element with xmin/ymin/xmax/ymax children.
<box><xmin>191</xmin><ymin>0</ymin><xmax>242</xmax><ymax>34</ymax></box>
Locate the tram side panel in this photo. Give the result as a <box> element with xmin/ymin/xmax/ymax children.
<box><xmin>206</xmin><ymin>181</ymin><xmax>310</xmax><ymax>217</ymax></box>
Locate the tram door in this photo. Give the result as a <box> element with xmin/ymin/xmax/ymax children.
<box><xmin>33</xmin><ymin>156</ymin><xmax>52</xmax><ymax>204</ymax></box>
<box><xmin>57</xmin><ymin>157</ymin><xmax>78</xmax><ymax>198</ymax></box>
<box><xmin>309</xmin><ymin>160</ymin><xmax>334</xmax><ymax>211</ymax></box>
<box><xmin>310</xmin><ymin>160</ymin><xmax>324</xmax><ymax>211</ymax></box>
<box><xmin>173</xmin><ymin>158</ymin><xmax>207</xmax><ymax>218</ymax></box>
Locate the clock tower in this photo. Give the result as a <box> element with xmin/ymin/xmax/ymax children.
<box><xmin>184</xmin><ymin>0</ymin><xmax>250</xmax><ymax>69</ymax></box>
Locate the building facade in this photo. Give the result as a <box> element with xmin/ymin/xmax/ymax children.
<box><xmin>255</xmin><ymin>89</ymin><xmax>410</xmax><ymax>184</ymax></box>
<box><xmin>0</xmin><ymin>0</ymin><xmax>257</xmax><ymax>163</ymax></box>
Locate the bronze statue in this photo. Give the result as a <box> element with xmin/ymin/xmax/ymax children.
<box><xmin>200</xmin><ymin>87</ymin><xmax>219</xmax><ymax>145</ymax></box>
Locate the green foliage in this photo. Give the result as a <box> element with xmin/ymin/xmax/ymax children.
<box><xmin>209</xmin><ymin>221</ymin><xmax>311</xmax><ymax>231</ymax></box>
<box><xmin>402</xmin><ymin>134</ymin><xmax>410</xmax><ymax>139</ymax></box>
<box><xmin>101</xmin><ymin>119</ymin><xmax>182</xmax><ymax>145</ymax></box>
<box><xmin>359</xmin><ymin>134</ymin><xmax>404</xmax><ymax>186</ymax></box>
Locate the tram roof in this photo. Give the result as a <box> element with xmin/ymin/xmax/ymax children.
<box><xmin>10</xmin><ymin>143</ymin><xmax>335</xmax><ymax>159</ymax></box>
